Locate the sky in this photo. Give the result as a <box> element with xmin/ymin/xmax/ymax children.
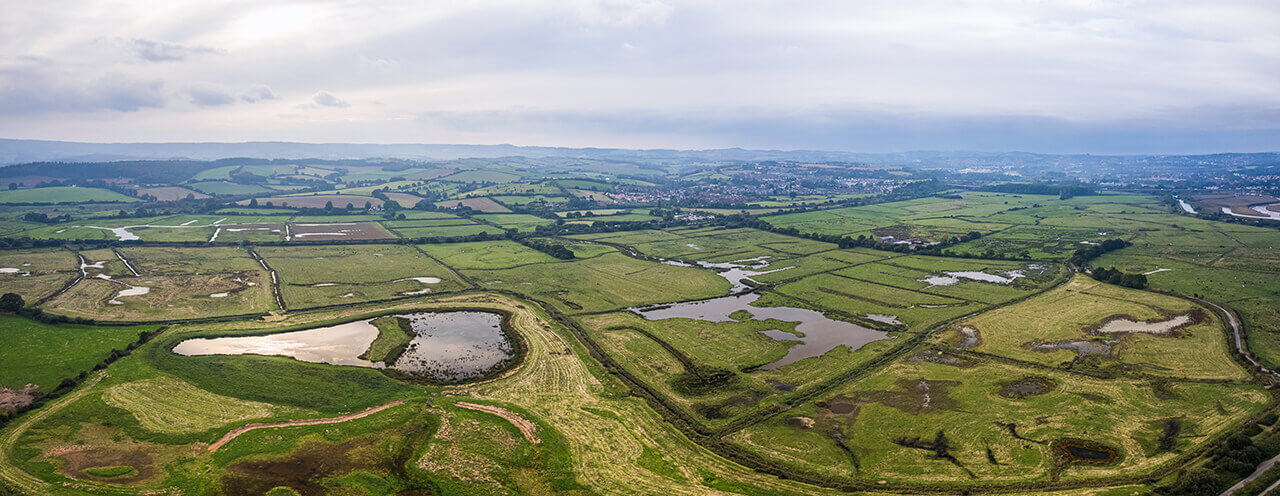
<box><xmin>1</xmin><ymin>0</ymin><xmax>1278</xmax><ymax>154</ymax></box>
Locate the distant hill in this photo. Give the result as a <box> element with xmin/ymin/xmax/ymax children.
<box><xmin>1</xmin><ymin>138</ymin><xmax>1277</xmax><ymax>168</ymax></box>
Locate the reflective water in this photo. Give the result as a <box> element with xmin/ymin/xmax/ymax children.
<box><xmin>173</xmin><ymin>311</ymin><xmax>514</xmax><ymax>381</ymax></box>
<box><xmin>634</xmin><ymin>293</ymin><xmax>889</xmax><ymax>370</ymax></box>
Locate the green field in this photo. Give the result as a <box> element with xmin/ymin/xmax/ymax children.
<box><xmin>44</xmin><ymin>246</ymin><xmax>276</xmax><ymax>321</ymax></box>
<box><xmin>258</xmin><ymin>244</ymin><xmax>468</xmax><ymax>308</ymax></box>
<box><xmin>0</xmin><ymin>315</ymin><xmax>157</xmax><ymax>391</ymax></box>
<box><xmin>0</xmin><ymin>187</ymin><xmax>139</xmax><ymax>204</ymax></box>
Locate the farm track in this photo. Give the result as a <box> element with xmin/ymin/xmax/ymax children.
<box><xmin>207</xmin><ymin>400</ymin><xmax>406</xmax><ymax>452</ymax></box>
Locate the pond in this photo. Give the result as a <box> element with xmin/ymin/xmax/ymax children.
<box><xmin>172</xmin><ymin>311</ymin><xmax>514</xmax><ymax>382</ymax></box>
<box><xmin>633</xmin><ymin>293</ymin><xmax>890</xmax><ymax>370</ymax></box>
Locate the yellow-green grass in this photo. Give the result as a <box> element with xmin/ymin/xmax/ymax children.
<box><xmin>45</xmin><ymin>271</ymin><xmax>273</xmax><ymax>321</ymax></box>
<box><xmin>461</xmin><ymin>252</ymin><xmax>731</xmax><ymax>313</ymax></box>
<box><xmin>581</xmin><ymin>311</ymin><xmax>899</xmax><ymax>428</ymax></box>
<box><xmin>473</xmin><ymin>213</ymin><xmax>557</xmax><ymax>231</ymax></box>
<box><xmin>728</xmin><ymin>359</ymin><xmax>1270</xmax><ymax>486</ymax></box>
<box><xmin>418</xmin><ymin>240</ymin><xmax>557</xmax><ymax>269</ymax></box>
<box><xmin>956</xmin><ymin>275</ymin><xmax>1246</xmax><ymax>381</ymax></box>
<box><xmin>391</xmin><ymin>224</ymin><xmax>505</xmax><ymax>238</ymax></box>
<box><xmin>101</xmin><ymin>376</ymin><xmax>283</xmax><ymax>434</ymax></box>
<box><xmin>44</xmin><ymin>246</ymin><xmax>275</xmax><ymax>321</ymax></box>
<box><xmin>258</xmin><ymin>244</ymin><xmax>467</xmax><ymax>308</ymax></box>
<box><xmin>361</xmin><ymin>316</ymin><xmax>412</xmax><ymax>363</ymax></box>
<box><xmin>0</xmin><ymin>315</ymin><xmax>156</xmax><ymax>390</ymax></box>
<box><xmin>772</xmin><ymin>273</ymin><xmax>980</xmax><ymax>331</ymax></box>
<box><xmin>0</xmin><ymin>186</ymin><xmax>140</xmax><ymax>204</ymax></box>
<box><xmin>0</xmin><ymin>248</ymin><xmax>80</xmax><ymax>303</ymax></box>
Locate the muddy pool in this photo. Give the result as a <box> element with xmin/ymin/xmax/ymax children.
<box><xmin>173</xmin><ymin>311</ymin><xmax>513</xmax><ymax>382</ymax></box>
<box><xmin>633</xmin><ymin>293</ymin><xmax>890</xmax><ymax>370</ymax></box>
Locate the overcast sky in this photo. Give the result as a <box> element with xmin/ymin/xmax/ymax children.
<box><xmin>2</xmin><ymin>0</ymin><xmax>1278</xmax><ymax>154</ymax></box>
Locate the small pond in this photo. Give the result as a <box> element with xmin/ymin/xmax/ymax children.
<box><xmin>172</xmin><ymin>311</ymin><xmax>513</xmax><ymax>382</ymax></box>
<box><xmin>633</xmin><ymin>293</ymin><xmax>890</xmax><ymax>370</ymax></box>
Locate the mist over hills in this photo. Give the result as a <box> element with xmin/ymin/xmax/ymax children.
<box><xmin>1</xmin><ymin>138</ymin><xmax>1277</xmax><ymax>170</ymax></box>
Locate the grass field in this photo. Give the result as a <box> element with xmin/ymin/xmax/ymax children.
<box><xmin>258</xmin><ymin>244</ymin><xmax>468</xmax><ymax>308</ymax></box>
<box><xmin>418</xmin><ymin>240</ymin><xmax>558</xmax><ymax>269</ymax></box>
<box><xmin>44</xmin><ymin>246</ymin><xmax>275</xmax><ymax>321</ymax></box>
<box><xmin>0</xmin><ymin>248</ymin><xmax>80</xmax><ymax>304</ymax></box>
<box><xmin>0</xmin><ymin>187</ymin><xmax>139</xmax><ymax>204</ymax></box>
<box><xmin>462</xmin><ymin>251</ymin><xmax>731</xmax><ymax>313</ymax></box>
<box><xmin>729</xmin><ymin>358</ymin><xmax>1269</xmax><ymax>486</ymax></box>
<box><xmin>951</xmin><ymin>275</ymin><xmax>1247</xmax><ymax>381</ymax></box>
<box><xmin>0</xmin><ymin>315</ymin><xmax>157</xmax><ymax>391</ymax></box>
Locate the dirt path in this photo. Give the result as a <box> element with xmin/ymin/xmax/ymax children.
<box><xmin>207</xmin><ymin>400</ymin><xmax>405</xmax><ymax>452</ymax></box>
<box><xmin>455</xmin><ymin>401</ymin><xmax>540</xmax><ymax>444</ymax></box>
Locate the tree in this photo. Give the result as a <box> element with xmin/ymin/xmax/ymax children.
<box><xmin>0</xmin><ymin>293</ymin><xmax>23</xmax><ymax>312</ymax></box>
<box><xmin>249</xmin><ymin>197</ymin><xmax>259</xmax><ymax>207</ymax></box>
<box><xmin>325</xmin><ymin>200</ymin><xmax>334</xmax><ymax>210</ymax></box>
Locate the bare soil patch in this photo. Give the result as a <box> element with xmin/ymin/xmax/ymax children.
<box><xmin>60</xmin><ymin>449</ymin><xmax>155</xmax><ymax>484</ymax></box>
<box><xmin>0</xmin><ymin>385</ymin><xmax>40</xmax><ymax>412</ymax></box>
<box><xmin>997</xmin><ymin>376</ymin><xmax>1056</xmax><ymax>399</ymax></box>
<box><xmin>290</xmin><ymin>222</ymin><xmax>394</xmax><ymax>241</ymax></box>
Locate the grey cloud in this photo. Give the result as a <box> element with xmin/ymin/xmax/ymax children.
<box><xmin>310</xmin><ymin>91</ymin><xmax>350</xmax><ymax>107</ymax></box>
<box><xmin>186</xmin><ymin>85</ymin><xmax>235</xmax><ymax>106</ymax></box>
<box><xmin>130</xmin><ymin>38</ymin><xmax>224</xmax><ymax>62</ymax></box>
<box><xmin>417</xmin><ymin>106</ymin><xmax>1280</xmax><ymax>154</ymax></box>
<box><xmin>0</xmin><ymin>70</ymin><xmax>165</xmax><ymax>113</ymax></box>
<box><xmin>240</xmin><ymin>85</ymin><xmax>279</xmax><ymax>103</ymax></box>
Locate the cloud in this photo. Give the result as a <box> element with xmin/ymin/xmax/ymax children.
<box><xmin>186</xmin><ymin>84</ymin><xmax>235</xmax><ymax>106</ymax></box>
<box><xmin>129</xmin><ymin>38</ymin><xmax>224</xmax><ymax>62</ymax></box>
<box><xmin>0</xmin><ymin>70</ymin><xmax>165</xmax><ymax>113</ymax></box>
<box><xmin>240</xmin><ymin>85</ymin><xmax>279</xmax><ymax>103</ymax></box>
<box><xmin>309</xmin><ymin>91</ymin><xmax>350</xmax><ymax>107</ymax></box>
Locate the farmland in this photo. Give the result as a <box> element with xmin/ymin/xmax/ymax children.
<box><xmin>0</xmin><ymin>187</ymin><xmax>138</xmax><ymax>204</ymax></box>
<box><xmin>1</xmin><ymin>155</ymin><xmax>1279</xmax><ymax>496</ymax></box>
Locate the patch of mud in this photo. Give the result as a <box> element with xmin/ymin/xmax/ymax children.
<box><xmin>849</xmin><ymin>378</ymin><xmax>960</xmax><ymax>414</ymax></box>
<box><xmin>786</xmin><ymin>416</ymin><xmax>815</xmax><ymax>429</ymax></box>
<box><xmin>220</xmin><ymin>420</ymin><xmax>428</xmax><ymax>495</ymax></box>
<box><xmin>0</xmin><ymin>385</ymin><xmax>40</xmax><ymax>412</ymax></box>
<box><xmin>908</xmin><ymin>349</ymin><xmax>977</xmax><ymax>368</ymax></box>
<box><xmin>866</xmin><ymin>314</ymin><xmax>902</xmax><ymax>325</ymax></box>
<box><xmin>997</xmin><ymin>376</ymin><xmax>1056</xmax><ymax>399</ymax></box>
<box><xmin>955</xmin><ymin>326</ymin><xmax>980</xmax><ymax>349</ymax></box>
<box><xmin>1029</xmin><ymin>339</ymin><xmax>1114</xmax><ymax>357</ymax></box>
<box><xmin>1052</xmin><ymin>438</ymin><xmax>1121</xmax><ymax>465</ymax></box>
<box><xmin>60</xmin><ymin>449</ymin><xmax>155</xmax><ymax>484</ymax></box>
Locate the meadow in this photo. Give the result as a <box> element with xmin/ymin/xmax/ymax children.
<box><xmin>257</xmin><ymin>244</ymin><xmax>468</xmax><ymax>308</ymax></box>
<box><xmin>0</xmin><ymin>187</ymin><xmax>139</xmax><ymax>204</ymax></box>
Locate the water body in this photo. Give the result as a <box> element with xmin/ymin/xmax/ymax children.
<box><xmin>633</xmin><ymin>293</ymin><xmax>890</xmax><ymax>370</ymax></box>
<box><xmin>172</xmin><ymin>311</ymin><xmax>513</xmax><ymax>382</ymax></box>
<box><xmin>173</xmin><ymin>320</ymin><xmax>382</xmax><ymax>367</ymax></box>
<box><xmin>920</xmin><ymin>270</ymin><xmax>1024</xmax><ymax>287</ymax></box>
<box><xmin>661</xmin><ymin>256</ymin><xmax>793</xmax><ymax>293</ymax></box>
<box><xmin>1095</xmin><ymin>314</ymin><xmax>1191</xmax><ymax>334</ymax></box>
<box><xmin>1220</xmin><ymin>204</ymin><xmax>1280</xmax><ymax>221</ymax></box>
<box><xmin>75</xmin><ymin>218</ymin><xmax>228</xmax><ymax>241</ymax></box>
